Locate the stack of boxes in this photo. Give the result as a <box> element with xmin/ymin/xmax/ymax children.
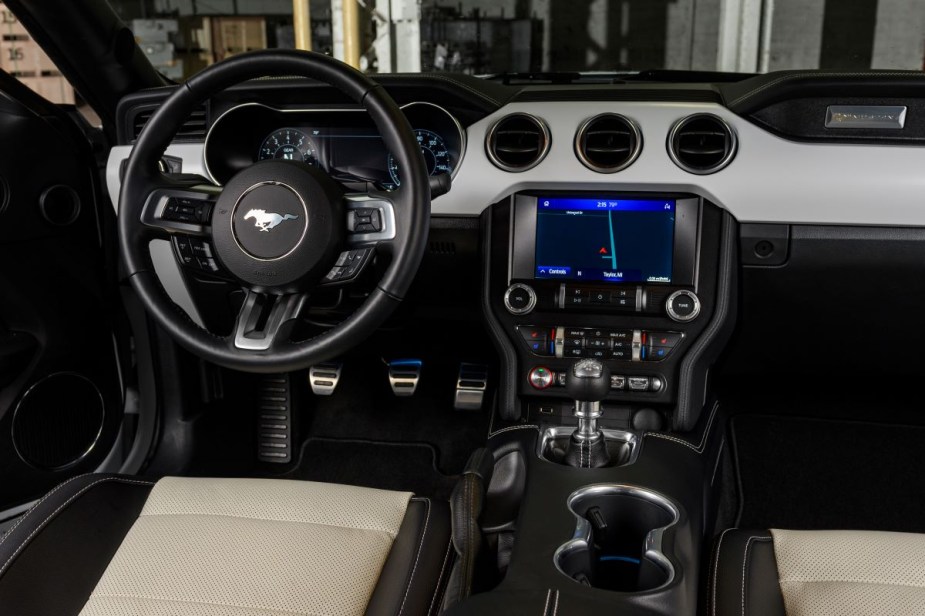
<box><xmin>132</xmin><ymin>18</ymin><xmax>182</xmax><ymax>81</ymax></box>
<box><xmin>0</xmin><ymin>2</ymin><xmax>75</xmax><ymax>104</ymax></box>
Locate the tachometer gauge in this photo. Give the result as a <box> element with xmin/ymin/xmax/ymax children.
<box><xmin>258</xmin><ymin>128</ymin><xmax>318</xmax><ymax>165</ymax></box>
<box><xmin>387</xmin><ymin>129</ymin><xmax>452</xmax><ymax>187</ymax></box>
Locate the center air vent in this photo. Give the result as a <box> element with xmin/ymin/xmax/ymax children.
<box><xmin>575</xmin><ymin>113</ymin><xmax>642</xmax><ymax>173</ymax></box>
<box><xmin>667</xmin><ymin>113</ymin><xmax>736</xmax><ymax>174</ymax></box>
<box><xmin>131</xmin><ymin>104</ymin><xmax>209</xmax><ymax>142</ymax></box>
<box><xmin>486</xmin><ymin>113</ymin><xmax>550</xmax><ymax>172</ymax></box>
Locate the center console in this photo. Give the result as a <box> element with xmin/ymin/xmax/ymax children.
<box><xmin>444</xmin><ymin>191</ymin><xmax>737</xmax><ymax>615</ymax></box>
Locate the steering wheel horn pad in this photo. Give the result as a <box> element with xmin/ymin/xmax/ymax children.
<box><xmin>211</xmin><ymin>160</ymin><xmax>345</xmax><ymax>291</ymax></box>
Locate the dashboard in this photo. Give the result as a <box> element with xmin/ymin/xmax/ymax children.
<box><xmin>203</xmin><ymin>101</ymin><xmax>465</xmax><ymax>190</ymax></box>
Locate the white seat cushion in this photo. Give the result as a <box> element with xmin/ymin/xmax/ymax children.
<box><xmin>79</xmin><ymin>477</ymin><xmax>412</xmax><ymax>616</ymax></box>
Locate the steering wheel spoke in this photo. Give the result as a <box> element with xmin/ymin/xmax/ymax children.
<box><xmin>140</xmin><ymin>179</ymin><xmax>222</xmax><ymax>240</ymax></box>
<box><xmin>232</xmin><ymin>290</ymin><xmax>308</xmax><ymax>352</ymax></box>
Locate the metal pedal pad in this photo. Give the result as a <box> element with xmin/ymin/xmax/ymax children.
<box><xmin>388</xmin><ymin>359</ymin><xmax>422</xmax><ymax>396</ymax></box>
<box><xmin>256</xmin><ymin>374</ymin><xmax>293</xmax><ymax>463</ymax></box>
<box><xmin>455</xmin><ymin>363</ymin><xmax>489</xmax><ymax>410</ymax></box>
<box><xmin>309</xmin><ymin>362</ymin><xmax>342</xmax><ymax>396</ymax></box>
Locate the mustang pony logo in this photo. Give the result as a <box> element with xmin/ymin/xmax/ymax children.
<box><xmin>243</xmin><ymin>209</ymin><xmax>299</xmax><ymax>232</ymax></box>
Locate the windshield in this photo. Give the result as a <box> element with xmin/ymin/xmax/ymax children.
<box><xmin>110</xmin><ymin>0</ymin><xmax>922</xmax><ymax>80</ymax></box>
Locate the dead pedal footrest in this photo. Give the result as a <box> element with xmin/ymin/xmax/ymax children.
<box><xmin>256</xmin><ymin>374</ymin><xmax>293</xmax><ymax>463</ymax></box>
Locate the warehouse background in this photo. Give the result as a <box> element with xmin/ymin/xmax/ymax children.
<box><xmin>2</xmin><ymin>0</ymin><xmax>924</xmax><ymax>107</ymax></box>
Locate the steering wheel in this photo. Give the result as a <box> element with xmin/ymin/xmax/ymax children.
<box><xmin>119</xmin><ymin>50</ymin><xmax>430</xmax><ymax>373</ymax></box>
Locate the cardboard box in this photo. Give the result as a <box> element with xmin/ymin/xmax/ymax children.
<box><xmin>140</xmin><ymin>41</ymin><xmax>175</xmax><ymax>67</ymax></box>
<box><xmin>131</xmin><ymin>18</ymin><xmax>178</xmax><ymax>43</ymax></box>
<box><xmin>0</xmin><ymin>36</ymin><xmax>57</xmax><ymax>74</ymax></box>
<box><xmin>20</xmin><ymin>74</ymin><xmax>75</xmax><ymax>105</ymax></box>
<box><xmin>0</xmin><ymin>4</ymin><xmax>29</xmax><ymax>38</ymax></box>
<box><xmin>211</xmin><ymin>17</ymin><xmax>266</xmax><ymax>62</ymax></box>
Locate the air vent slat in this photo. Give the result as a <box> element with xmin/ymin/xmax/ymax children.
<box><xmin>575</xmin><ymin>113</ymin><xmax>641</xmax><ymax>173</ymax></box>
<box><xmin>487</xmin><ymin>113</ymin><xmax>550</xmax><ymax>172</ymax></box>
<box><xmin>131</xmin><ymin>105</ymin><xmax>209</xmax><ymax>142</ymax></box>
<box><xmin>668</xmin><ymin>114</ymin><xmax>736</xmax><ymax>174</ymax></box>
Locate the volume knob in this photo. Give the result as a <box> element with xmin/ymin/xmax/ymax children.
<box><xmin>504</xmin><ymin>283</ymin><xmax>537</xmax><ymax>315</ymax></box>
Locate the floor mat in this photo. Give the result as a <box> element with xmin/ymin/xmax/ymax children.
<box><xmin>284</xmin><ymin>438</ymin><xmax>458</xmax><ymax>500</ymax></box>
<box><xmin>733</xmin><ymin>415</ymin><xmax>925</xmax><ymax>532</ymax></box>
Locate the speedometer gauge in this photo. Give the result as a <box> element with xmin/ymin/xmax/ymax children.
<box><xmin>258</xmin><ymin>128</ymin><xmax>318</xmax><ymax>165</ymax></box>
<box><xmin>387</xmin><ymin>129</ymin><xmax>451</xmax><ymax>187</ymax></box>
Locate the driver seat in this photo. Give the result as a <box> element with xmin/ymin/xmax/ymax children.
<box><xmin>0</xmin><ymin>475</ymin><xmax>451</xmax><ymax>616</ymax></box>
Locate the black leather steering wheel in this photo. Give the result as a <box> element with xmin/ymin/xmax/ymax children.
<box><xmin>119</xmin><ymin>50</ymin><xmax>430</xmax><ymax>373</ymax></box>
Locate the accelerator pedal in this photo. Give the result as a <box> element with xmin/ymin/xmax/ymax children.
<box><xmin>309</xmin><ymin>362</ymin><xmax>343</xmax><ymax>396</ymax></box>
<box><xmin>454</xmin><ymin>363</ymin><xmax>489</xmax><ymax>411</ymax></box>
<box><xmin>388</xmin><ymin>359</ymin><xmax>422</xmax><ymax>396</ymax></box>
<box><xmin>256</xmin><ymin>374</ymin><xmax>293</xmax><ymax>464</ymax></box>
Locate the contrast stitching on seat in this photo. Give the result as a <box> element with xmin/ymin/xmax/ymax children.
<box><xmin>87</xmin><ymin>592</ymin><xmax>326</xmax><ymax>616</ymax></box>
<box><xmin>741</xmin><ymin>536</ymin><xmax>772</xmax><ymax>616</ymax></box>
<box><xmin>778</xmin><ymin>577</ymin><xmax>925</xmax><ymax>589</ymax></box>
<box><xmin>427</xmin><ymin>538</ymin><xmax>453</xmax><ymax>616</ymax></box>
<box><xmin>488</xmin><ymin>424</ymin><xmax>539</xmax><ymax>438</ymax></box>
<box><xmin>398</xmin><ymin>498</ymin><xmax>431</xmax><ymax>616</ymax></box>
<box><xmin>710</xmin><ymin>439</ymin><xmax>726</xmax><ymax>487</ymax></box>
<box><xmin>542</xmin><ymin>589</ymin><xmax>552</xmax><ymax>615</ymax></box>
<box><xmin>0</xmin><ymin>473</ymin><xmax>91</xmax><ymax>549</ymax></box>
<box><xmin>712</xmin><ymin>528</ymin><xmax>733</xmax><ymax>616</ymax></box>
<box><xmin>0</xmin><ymin>477</ymin><xmax>155</xmax><ymax>578</ymax></box>
<box><xmin>138</xmin><ymin>512</ymin><xmax>402</xmax><ymax>537</ymax></box>
<box><xmin>646</xmin><ymin>400</ymin><xmax>719</xmax><ymax>454</ymax></box>
<box><xmin>552</xmin><ymin>589</ymin><xmax>560</xmax><ymax>615</ymax></box>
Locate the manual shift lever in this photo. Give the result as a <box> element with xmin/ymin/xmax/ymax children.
<box><xmin>563</xmin><ymin>358</ymin><xmax>611</xmax><ymax>468</ymax></box>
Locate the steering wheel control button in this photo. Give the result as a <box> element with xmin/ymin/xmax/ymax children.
<box><xmin>347</xmin><ymin>208</ymin><xmax>382</xmax><ymax>233</ymax></box>
<box><xmin>666</xmin><ymin>290</ymin><xmax>701</xmax><ymax>322</ymax></box>
<box><xmin>323</xmin><ymin>248</ymin><xmax>371</xmax><ymax>284</ymax></box>
<box><xmin>528</xmin><ymin>366</ymin><xmax>554</xmax><ymax>390</ymax></box>
<box><xmin>504</xmin><ymin>283</ymin><xmax>537</xmax><ymax>315</ymax></box>
<box><xmin>162</xmin><ymin>197</ymin><xmax>213</xmax><ymax>224</ymax></box>
<box><xmin>232</xmin><ymin>182</ymin><xmax>308</xmax><ymax>261</ymax></box>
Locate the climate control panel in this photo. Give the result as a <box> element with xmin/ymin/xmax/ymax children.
<box><xmin>518</xmin><ymin>326</ymin><xmax>683</xmax><ymax>362</ymax></box>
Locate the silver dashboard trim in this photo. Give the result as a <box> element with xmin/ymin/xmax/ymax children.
<box><xmin>825</xmin><ymin>105</ymin><xmax>907</xmax><ymax>129</ymax></box>
<box><xmin>485</xmin><ymin>112</ymin><xmax>552</xmax><ymax>173</ymax></box>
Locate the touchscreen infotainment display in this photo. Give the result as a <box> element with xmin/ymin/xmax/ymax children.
<box><xmin>534</xmin><ymin>197</ymin><xmax>675</xmax><ymax>284</ymax></box>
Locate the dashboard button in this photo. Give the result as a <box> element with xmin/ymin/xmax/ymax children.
<box><xmin>528</xmin><ymin>366</ymin><xmax>554</xmax><ymax>390</ymax></box>
<box><xmin>644</xmin><ymin>346</ymin><xmax>671</xmax><ymax>361</ymax></box>
<box><xmin>611</xmin><ymin>296</ymin><xmax>636</xmax><ymax>309</ymax></box>
<box><xmin>567</xmin><ymin>295</ymin><xmax>587</xmax><ymax>306</ymax></box>
<box><xmin>608</xmin><ymin>330</ymin><xmax>633</xmax><ymax>341</ymax></box>
<box><xmin>565</xmin><ymin>347</ymin><xmax>584</xmax><ymax>358</ymax></box>
<box><xmin>565</xmin><ymin>328</ymin><xmax>586</xmax><ymax>338</ymax></box>
<box><xmin>612</xmin><ymin>288</ymin><xmax>634</xmax><ymax>298</ymax></box>
<box><xmin>585</xmin><ymin>337</ymin><xmax>610</xmax><ymax>349</ymax></box>
<box><xmin>589</xmin><ymin>290</ymin><xmax>610</xmax><ymax>303</ymax></box>
<box><xmin>565</xmin><ymin>337</ymin><xmax>583</xmax><ymax>348</ymax></box>
<box><xmin>610</xmin><ymin>348</ymin><xmax>632</xmax><ymax>360</ymax></box>
<box><xmin>647</xmin><ymin>332</ymin><xmax>682</xmax><ymax>348</ymax></box>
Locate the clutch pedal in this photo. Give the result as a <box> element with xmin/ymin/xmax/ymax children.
<box><xmin>256</xmin><ymin>374</ymin><xmax>293</xmax><ymax>463</ymax></box>
<box><xmin>455</xmin><ymin>363</ymin><xmax>489</xmax><ymax>411</ymax></box>
<box><xmin>388</xmin><ymin>359</ymin><xmax>422</xmax><ymax>396</ymax></box>
<box><xmin>309</xmin><ymin>362</ymin><xmax>342</xmax><ymax>396</ymax></box>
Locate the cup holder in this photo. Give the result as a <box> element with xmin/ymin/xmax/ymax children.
<box><xmin>554</xmin><ymin>484</ymin><xmax>679</xmax><ymax>593</ymax></box>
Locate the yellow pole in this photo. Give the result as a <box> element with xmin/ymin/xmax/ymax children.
<box><xmin>293</xmin><ymin>0</ymin><xmax>312</xmax><ymax>51</ymax></box>
<box><xmin>342</xmin><ymin>0</ymin><xmax>361</xmax><ymax>68</ymax></box>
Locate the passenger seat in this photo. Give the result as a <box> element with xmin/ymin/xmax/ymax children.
<box><xmin>709</xmin><ymin>528</ymin><xmax>925</xmax><ymax>615</ymax></box>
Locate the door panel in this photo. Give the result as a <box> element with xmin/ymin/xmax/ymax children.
<box><xmin>0</xmin><ymin>86</ymin><xmax>123</xmax><ymax>510</ymax></box>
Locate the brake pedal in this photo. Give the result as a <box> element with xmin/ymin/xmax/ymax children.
<box><xmin>256</xmin><ymin>374</ymin><xmax>293</xmax><ymax>463</ymax></box>
<box><xmin>455</xmin><ymin>363</ymin><xmax>489</xmax><ymax>411</ymax></box>
<box><xmin>388</xmin><ymin>359</ymin><xmax>422</xmax><ymax>396</ymax></box>
<box><xmin>309</xmin><ymin>362</ymin><xmax>342</xmax><ymax>396</ymax></box>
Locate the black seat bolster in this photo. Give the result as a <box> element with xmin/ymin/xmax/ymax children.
<box><xmin>0</xmin><ymin>473</ymin><xmax>155</xmax><ymax>616</ymax></box>
<box><xmin>366</xmin><ymin>497</ymin><xmax>453</xmax><ymax>616</ymax></box>
<box><xmin>709</xmin><ymin>529</ymin><xmax>787</xmax><ymax>616</ymax></box>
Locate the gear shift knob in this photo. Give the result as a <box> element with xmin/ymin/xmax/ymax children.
<box><xmin>566</xmin><ymin>359</ymin><xmax>611</xmax><ymax>402</ymax></box>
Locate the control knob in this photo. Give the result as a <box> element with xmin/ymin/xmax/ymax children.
<box><xmin>504</xmin><ymin>283</ymin><xmax>537</xmax><ymax>315</ymax></box>
<box><xmin>665</xmin><ymin>290</ymin><xmax>701</xmax><ymax>323</ymax></box>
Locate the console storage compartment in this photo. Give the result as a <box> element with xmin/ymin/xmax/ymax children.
<box><xmin>554</xmin><ymin>485</ymin><xmax>679</xmax><ymax>592</ymax></box>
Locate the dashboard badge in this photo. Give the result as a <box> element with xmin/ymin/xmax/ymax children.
<box><xmin>244</xmin><ymin>209</ymin><xmax>298</xmax><ymax>232</ymax></box>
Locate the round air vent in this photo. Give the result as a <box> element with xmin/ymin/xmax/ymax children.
<box><xmin>667</xmin><ymin>113</ymin><xmax>737</xmax><ymax>174</ymax></box>
<box><xmin>12</xmin><ymin>372</ymin><xmax>104</xmax><ymax>470</ymax></box>
<box><xmin>39</xmin><ymin>185</ymin><xmax>81</xmax><ymax>226</ymax></box>
<box><xmin>486</xmin><ymin>113</ymin><xmax>550</xmax><ymax>172</ymax></box>
<box><xmin>575</xmin><ymin>113</ymin><xmax>642</xmax><ymax>173</ymax></box>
